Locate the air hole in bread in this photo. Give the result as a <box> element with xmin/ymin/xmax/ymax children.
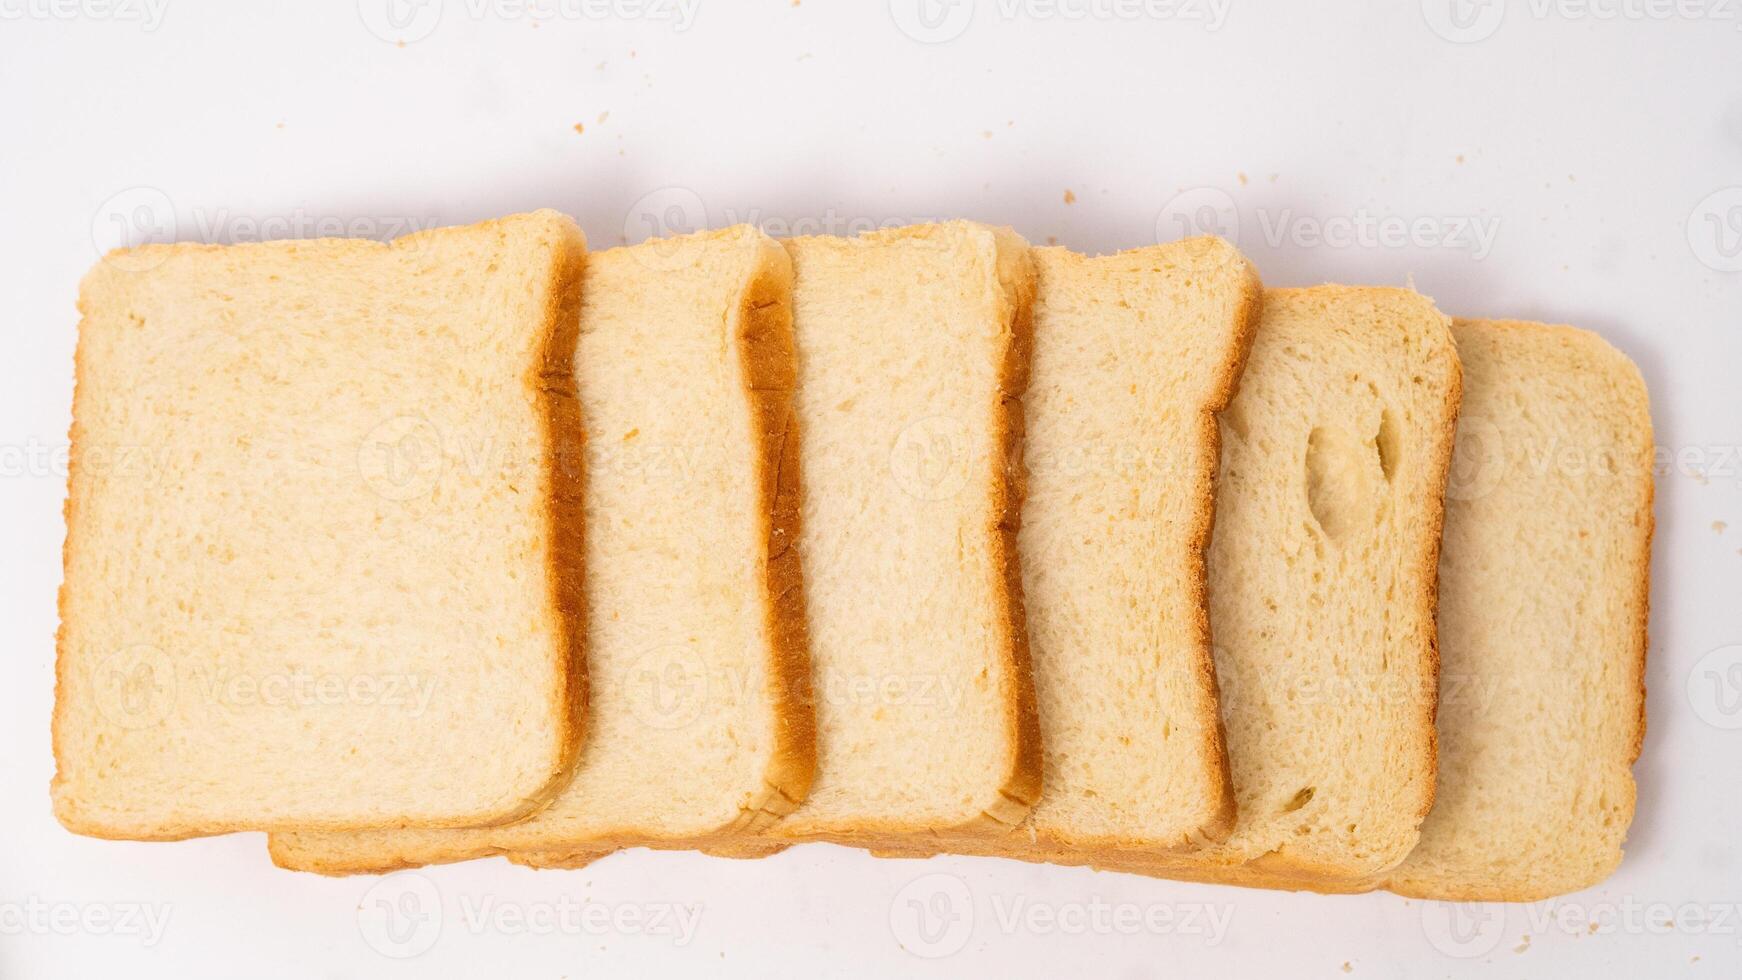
<box><xmin>1305</xmin><ymin>424</ymin><xmax>1382</xmax><ymax>542</ymax></box>
<box><xmin>1282</xmin><ymin>786</ymin><xmax>1315</xmax><ymax>813</ymax></box>
<box><xmin>1375</xmin><ymin>408</ymin><xmax>1401</xmax><ymax>482</ymax></box>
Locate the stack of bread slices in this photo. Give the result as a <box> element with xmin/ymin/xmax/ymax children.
<box><xmin>53</xmin><ymin>210</ymin><xmax>1653</xmax><ymax>901</ymax></box>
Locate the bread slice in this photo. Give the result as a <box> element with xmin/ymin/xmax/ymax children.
<box><xmin>767</xmin><ymin>222</ymin><xmax>1041</xmax><ymax>847</ymax></box>
<box><xmin>1072</xmin><ymin>286</ymin><xmax>1461</xmax><ymax>885</ymax></box>
<box><xmin>1380</xmin><ymin>319</ymin><xmax>1653</xmax><ymax>901</ymax></box>
<box><xmin>53</xmin><ymin>211</ymin><xmax>589</xmax><ymax>839</ymax></box>
<box><xmin>269</xmin><ymin>225</ymin><xmax>811</xmax><ymax>873</ymax></box>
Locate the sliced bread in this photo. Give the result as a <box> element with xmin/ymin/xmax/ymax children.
<box><xmin>1380</xmin><ymin>318</ymin><xmax>1653</xmax><ymax>901</ymax></box>
<box><xmin>269</xmin><ymin>225</ymin><xmax>811</xmax><ymax>873</ymax></box>
<box><xmin>1081</xmin><ymin>286</ymin><xmax>1462</xmax><ymax>884</ymax></box>
<box><xmin>768</xmin><ymin>222</ymin><xmax>1042</xmax><ymax>846</ymax></box>
<box><xmin>53</xmin><ymin>211</ymin><xmax>589</xmax><ymax>839</ymax></box>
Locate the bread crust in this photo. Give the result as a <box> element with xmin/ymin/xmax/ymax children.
<box><xmin>981</xmin><ymin>227</ymin><xmax>1045</xmax><ymax>830</ymax></box>
<box><xmin>54</xmin><ymin>211</ymin><xmax>591</xmax><ymax>840</ymax></box>
<box><xmin>728</xmin><ymin>236</ymin><xmax>817</xmax><ymax>830</ymax></box>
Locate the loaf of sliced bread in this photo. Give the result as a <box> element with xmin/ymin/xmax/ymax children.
<box><xmin>1379</xmin><ymin>318</ymin><xmax>1653</xmax><ymax>901</ymax></box>
<box><xmin>1080</xmin><ymin>286</ymin><xmax>1461</xmax><ymax>885</ymax></box>
<box><xmin>53</xmin><ymin>211</ymin><xmax>589</xmax><ymax>839</ymax></box>
<box><xmin>269</xmin><ymin>225</ymin><xmax>812</xmax><ymax>873</ymax></box>
<box><xmin>769</xmin><ymin>222</ymin><xmax>1042</xmax><ymax>846</ymax></box>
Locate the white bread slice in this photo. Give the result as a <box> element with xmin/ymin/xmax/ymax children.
<box><xmin>871</xmin><ymin>239</ymin><xmax>1260</xmax><ymax>863</ymax></box>
<box><xmin>768</xmin><ymin>222</ymin><xmax>1042</xmax><ymax>846</ymax></box>
<box><xmin>53</xmin><ymin>211</ymin><xmax>589</xmax><ymax>839</ymax></box>
<box><xmin>1381</xmin><ymin>319</ymin><xmax>1653</xmax><ymax>901</ymax></box>
<box><xmin>1073</xmin><ymin>286</ymin><xmax>1461</xmax><ymax>885</ymax></box>
<box><xmin>269</xmin><ymin>225</ymin><xmax>812</xmax><ymax>874</ymax></box>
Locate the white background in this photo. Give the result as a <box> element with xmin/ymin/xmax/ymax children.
<box><xmin>3</xmin><ymin>1</ymin><xmax>1740</xmax><ymax>977</ymax></box>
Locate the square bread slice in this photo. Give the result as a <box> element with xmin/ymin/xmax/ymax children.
<box><xmin>870</xmin><ymin>238</ymin><xmax>1261</xmax><ymax>863</ymax></box>
<box><xmin>53</xmin><ymin>211</ymin><xmax>589</xmax><ymax>839</ymax></box>
<box><xmin>269</xmin><ymin>225</ymin><xmax>812</xmax><ymax>874</ymax></box>
<box><xmin>1381</xmin><ymin>318</ymin><xmax>1653</xmax><ymax>901</ymax></box>
<box><xmin>768</xmin><ymin>222</ymin><xmax>1042</xmax><ymax>846</ymax></box>
<box><xmin>1079</xmin><ymin>285</ymin><xmax>1462</xmax><ymax>885</ymax></box>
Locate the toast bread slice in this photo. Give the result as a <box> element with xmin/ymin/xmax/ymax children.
<box><xmin>768</xmin><ymin>222</ymin><xmax>1042</xmax><ymax>847</ymax></box>
<box><xmin>53</xmin><ymin>211</ymin><xmax>589</xmax><ymax>838</ymax></box>
<box><xmin>1380</xmin><ymin>318</ymin><xmax>1653</xmax><ymax>901</ymax></box>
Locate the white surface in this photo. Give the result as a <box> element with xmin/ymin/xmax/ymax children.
<box><xmin>2</xmin><ymin>2</ymin><xmax>1739</xmax><ymax>977</ymax></box>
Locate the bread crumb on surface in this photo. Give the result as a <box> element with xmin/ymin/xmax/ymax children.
<box><xmin>1712</xmin><ymin>520</ymin><xmax>1727</xmax><ymax>534</ymax></box>
<box><xmin>597</xmin><ymin>111</ymin><xmax>609</xmax><ymax>124</ymax></box>
<box><xmin>1063</xmin><ymin>189</ymin><xmax>1076</xmax><ymax>204</ymax></box>
<box><xmin>1457</xmin><ymin>154</ymin><xmax>1466</xmax><ymax>163</ymax></box>
<box><xmin>1046</xmin><ymin>236</ymin><xmax>1058</xmax><ymax>246</ymax></box>
<box><xmin>573</xmin><ymin>123</ymin><xmax>584</xmax><ymax>134</ymax></box>
<box><xmin>981</xmin><ymin>130</ymin><xmax>993</xmax><ymax>139</ymax></box>
<box><xmin>1237</xmin><ymin>172</ymin><xmax>1248</xmax><ymax>185</ymax></box>
<box><xmin>1340</xmin><ymin>962</ymin><xmax>1352</xmax><ymax>973</ymax></box>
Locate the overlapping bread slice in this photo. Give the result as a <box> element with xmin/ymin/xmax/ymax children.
<box><xmin>270</xmin><ymin>225</ymin><xmax>812</xmax><ymax>873</ymax></box>
<box><xmin>869</xmin><ymin>238</ymin><xmax>1261</xmax><ymax>864</ymax></box>
<box><xmin>1377</xmin><ymin>318</ymin><xmax>1653</xmax><ymax>900</ymax></box>
<box><xmin>1080</xmin><ymin>286</ymin><xmax>1462</xmax><ymax>887</ymax></box>
<box><xmin>54</xmin><ymin>211</ymin><xmax>589</xmax><ymax>839</ymax></box>
<box><xmin>764</xmin><ymin>222</ymin><xmax>1042</xmax><ymax>849</ymax></box>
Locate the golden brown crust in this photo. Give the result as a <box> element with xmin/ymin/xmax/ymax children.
<box><xmin>729</xmin><ymin>234</ymin><xmax>817</xmax><ymax>829</ymax></box>
<box><xmin>509</xmin><ymin>848</ymin><xmax>609</xmax><ymax>871</ymax></box>
<box><xmin>532</xmin><ymin>216</ymin><xmax>593</xmax><ymax>820</ymax></box>
<box><xmin>983</xmin><ymin>230</ymin><xmax>1045</xmax><ymax>829</ymax></box>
